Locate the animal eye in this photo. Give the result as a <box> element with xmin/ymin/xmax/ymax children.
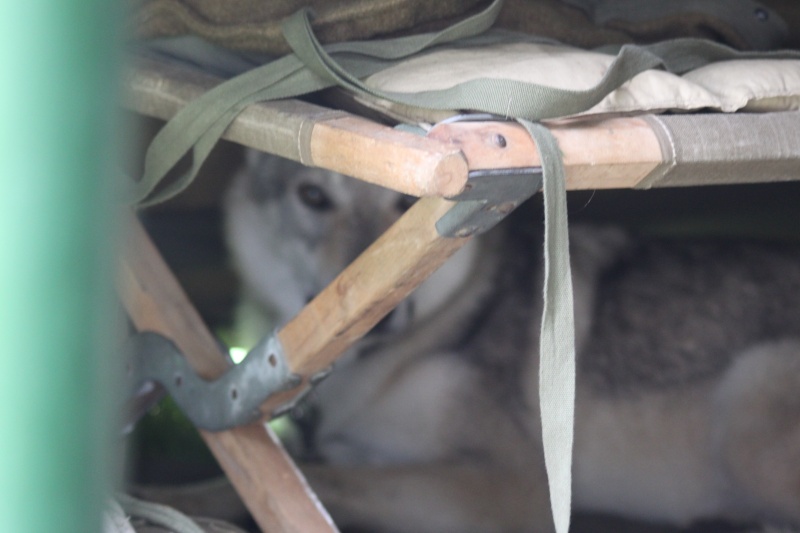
<box><xmin>395</xmin><ymin>194</ymin><xmax>417</xmax><ymax>212</ymax></box>
<box><xmin>297</xmin><ymin>183</ymin><xmax>333</xmax><ymax>211</ymax></box>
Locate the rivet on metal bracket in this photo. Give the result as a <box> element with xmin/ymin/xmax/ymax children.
<box><xmin>125</xmin><ymin>331</ymin><xmax>301</xmax><ymax>432</ymax></box>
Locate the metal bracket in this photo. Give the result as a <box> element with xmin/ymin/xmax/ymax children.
<box><xmin>436</xmin><ymin>167</ymin><xmax>543</xmax><ymax>238</ymax></box>
<box><xmin>433</xmin><ymin>114</ymin><xmax>544</xmax><ymax>238</ymax></box>
<box><xmin>125</xmin><ymin>331</ymin><xmax>302</xmax><ymax>432</ymax></box>
<box><xmin>271</xmin><ymin>365</ymin><xmax>333</xmax><ymax>419</ymax></box>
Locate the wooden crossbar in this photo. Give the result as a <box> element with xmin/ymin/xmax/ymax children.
<box><xmin>125</xmin><ymin>57</ymin><xmax>468</xmax><ymax>198</ymax></box>
<box><xmin>119</xmin><ymin>191</ymin><xmax>472</xmax><ymax>530</ymax></box>
<box><xmin>119</xmin><ymin>215</ymin><xmax>338</xmax><ymax>533</ymax></box>
<box><xmin>126</xmin><ymin>56</ymin><xmax>800</xmax><ymax>200</ymax></box>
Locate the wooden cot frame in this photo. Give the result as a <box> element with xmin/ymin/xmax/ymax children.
<box><xmin>120</xmin><ymin>56</ymin><xmax>797</xmax><ymax>532</ymax></box>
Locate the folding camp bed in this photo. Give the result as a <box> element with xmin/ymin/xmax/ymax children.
<box><xmin>119</xmin><ymin>8</ymin><xmax>800</xmax><ymax>530</ymax></box>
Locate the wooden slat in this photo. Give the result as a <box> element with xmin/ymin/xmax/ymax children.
<box><xmin>276</xmin><ymin>196</ymin><xmax>464</xmax><ymax>374</ymax></box>
<box><xmin>427</xmin><ymin>117</ymin><xmax>664</xmax><ymax>190</ymax></box>
<box><xmin>125</xmin><ymin>57</ymin><xmax>686</xmax><ymax>199</ymax></box>
<box><xmin>119</xmin><ymin>199</ymin><xmax>474</xmax><ymax>526</ymax></box>
<box><xmin>262</xmin><ymin>195</ymin><xmax>470</xmax><ymax>412</ymax></box>
<box><xmin>119</xmin><ymin>215</ymin><xmax>338</xmax><ymax>533</ymax></box>
<box><xmin>309</xmin><ymin>115</ymin><xmax>467</xmax><ymax>198</ymax></box>
<box><xmin>123</xmin><ymin>196</ymin><xmax>471</xmax><ymax>412</ymax></box>
<box><xmin>125</xmin><ymin>57</ymin><xmax>468</xmax><ymax>197</ymax></box>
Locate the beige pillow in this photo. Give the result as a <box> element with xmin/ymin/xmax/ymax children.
<box><xmin>360</xmin><ymin>41</ymin><xmax>800</xmax><ymax>123</ymax></box>
<box><xmin>683</xmin><ymin>59</ymin><xmax>800</xmax><ymax>112</ymax></box>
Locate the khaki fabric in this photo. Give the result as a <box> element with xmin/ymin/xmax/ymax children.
<box><xmin>557</xmin><ymin>0</ymin><xmax>789</xmax><ymax>50</ymax></box>
<box><xmin>133</xmin><ymin>0</ymin><xmax>486</xmax><ymax>54</ymax></box>
<box><xmin>498</xmin><ymin>0</ymin><xmax>789</xmax><ymax>50</ymax></box>
<box><xmin>133</xmin><ymin>0</ymin><xmax>795</xmax><ymax>54</ymax></box>
<box><xmin>641</xmin><ymin>111</ymin><xmax>800</xmax><ymax>188</ymax></box>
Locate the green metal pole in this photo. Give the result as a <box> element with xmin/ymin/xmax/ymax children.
<box><xmin>0</xmin><ymin>1</ymin><xmax>120</xmax><ymax>532</ymax></box>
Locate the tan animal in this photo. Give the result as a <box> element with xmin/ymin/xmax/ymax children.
<box><xmin>224</xmin><ymin>151</ymin><xmax>800</xmax><ymax>533</ymax></box>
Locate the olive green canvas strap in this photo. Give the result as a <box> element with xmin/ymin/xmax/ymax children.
<box><xmin>128</xmin><ymin>0</ymin><xmax>505</xmax><ymax>207</ymax></box>
<box><xmin>116</xmin><ymin>493</ymin><xmax>206</xmax><ymax>533</ymax></box>
<box><xmin>518</xmin><ymin>119</ymin><xmax>575</xmax><ymax>533</ymax></box>
<box><xmin>129</xmin><ymin>13</ymin><xmax>800</xmax><ymax>207</ymax></box>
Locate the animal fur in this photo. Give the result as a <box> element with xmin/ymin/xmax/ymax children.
<box><xmin>224</xmin><ymin>151</ymin><xmax>800</xmax><ymax>533</ymax></box>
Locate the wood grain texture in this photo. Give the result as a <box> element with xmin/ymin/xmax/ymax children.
<box><xmin>427</xmin><ymin>117</ymin><xmax>664</xmax><ymax>190</ymax></box>
<box><xmin>125</xmin><ymin>57</ymin><xmax>468</xmax><ymax>197</ymax></box>
<box><xmin>119</xmin><ymin>201</ymin><xmax>471</xmax><ymax>527</ymax></box>
<box><xmin>119</xmin><ymin>215</ymin><xmax>338</xmax><ymax>533</ymax></box>
<box><xmin>310</xmin><ymin>116</ymin><xmax>467</xmax><ymax>197</ymax></box>
<box><xmin>261</xmin><ymin>196</ymin><xmax>470</xmax><ymax>413</ymax></box>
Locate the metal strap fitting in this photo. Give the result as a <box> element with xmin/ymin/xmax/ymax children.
<box><xmin>434</xmin><ymin>114</ymin><xmax>544</xmax><ymax>238</ymax></box>
<box><xmin>125</xmin><ymin>331</ymin><xmax>301</xmax><ymax>432</ymax></box>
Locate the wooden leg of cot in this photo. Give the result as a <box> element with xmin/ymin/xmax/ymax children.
<box><xmin>118</xmin><ymin>195</ymin><xmax>472</xmax><ymax>531</ymax></box>
<box><xmin>119</xmin><ymin>215</ymin><xmax>338</xmax><ymax>533</ymax></box>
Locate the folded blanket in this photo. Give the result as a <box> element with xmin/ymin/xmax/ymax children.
<box><xmin>133</xmin><ymin>0</ymin><xmax>794</xmax><ymax>53</ymax></box>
